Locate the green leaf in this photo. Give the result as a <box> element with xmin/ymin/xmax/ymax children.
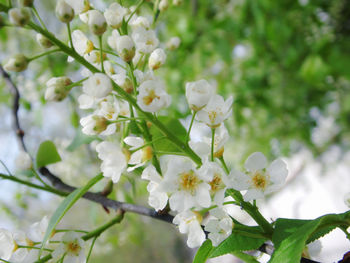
<box><xmin>209</xmin><ymin>231</ymin><xmax>266</xmax><ymax>258</ymax></box>
<box><xmin>270</xmin><ymin>211</ymin><xmax>350</xmax><ymax>263</ymax></box>
<box><xmin>149</xmin><ymin>116</ymin><xmax>187</xmax><ymax>153</ymax></box>
<box><xmin>39</xmin><ymin>173</ymin><xmax>103</xmax><ymax>258</ymax></box>
<box><xmin>66</xmin><ymin>130</ymin><xmax>100</xmax><ymax>152</ymax></box>
<box><xmin>36</xmin><ymin>140</ymin><xmax>61</xmax><ymax>168</ymax></box>
<box><xmin>193</xmin><ymin>240</ymin><xmax>214</xmax><ymax>263</ymax></box>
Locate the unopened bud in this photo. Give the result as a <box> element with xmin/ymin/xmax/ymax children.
<box><xmin>112</xmin><ymin>74</ymin><xmax>133</xmax><ymax>94</ymax></box>
<box><xmin>19</xmin><ymin>0</ymin><xmax>34</xmax><ymax>7</ymax></box>
<box><xmin>116</xmin><ymin>35</ymin><xmax>135</xmax><ymax>62</ymax></box>
<box><xmin>173</xmin><ymin>0</ymin><xmax>183</xmax><ymax>6</ymax></box>
<box><xmin>3</xmin><ymin>54</ymin><xmax>29</xmax><ymax>72</ymax></box>
<box><xmin>87</xmin><ymin>10</ymin><xmax>107</xmax><ymax>36</ymax></box>
<box><xmin>159</xmin><ymin>0</ymin><xmax>169</xmax><ymax>11</ymax></box>
<box><xmin>45</xmin><ymin>76</ymin><xmax>72</xmax><ymax>101</ymax></box>
<box><xmin>56</xmin><ymin>0</ymin><xmax>74</xmax><ymax>23</ymax></box>
<box><xmin>36</xmin><ymin>33</ymin><xmax>53</xmax><ymax>48</ymax></box>
<box><xmin>9</xmin><ymin>7</ymin><xmax>31</xmax><ymax>27</ymax></box>
<box><xmin>166</xmin><ymin>37</ymin><xmax>181</xmax><ymax>50</ymax></box>
<box><xmin>148</xmin><ymin>48</ymin><xmax>166</xmax><ymax>70</ymax></box>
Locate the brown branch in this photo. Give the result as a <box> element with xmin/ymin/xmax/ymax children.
<box><xmin>0</xmin><ymin>65</ymin><xmax>26</xmax><ymax>151</ymax></box>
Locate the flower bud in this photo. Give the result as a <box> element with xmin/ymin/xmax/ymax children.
<box><xmin>15</xmin><ymin>151</ymin><xmax>32</xmax><ymax>170</ymax></box>
<box><xmin>9</xmin><ymin>7</ymin><xmax>31</xmax><ymax>27</ymax></box>
<box><xmin>116</xmin><ymin>35</ymin><xmax>135</xmax><ymax>62</ymax></box>
<box><xmin>186</xmin><ymin>79</ymin><xmax>214</xmax><ymax>111</ymax></box>
<box><xmin>55</xmin><ymin>0</ymin><xmax>74</xmax><ymax>23</ymax></box>
<box><xmin>3</xmin><ymin>54</ymin><xmax>29</xmax><ymax>72</ymax></box>
<box><xmin>87</xmin><ymin>10</ymin><xmax>107</xmax><ymax>36</ymax></box>
<box><xmin>80</xmin><ymin>115</ymin><xmax>110</xmax><ymax>135</ymax></box>
<box><xmin>159</xmin><ymin>0</ymin><xmax>169</xmax><ymax>11</ymax></box>
<box><xmin>148</xmin><ymin>48</ymin><xmax>166</xmax><ymax>70</ymax></box>
<box><xmin>45</xmin><ymin>76</ymin><xmax>72</xmax><ymax>101</ymax></box>
<box><xmin>173</xmin><ymin>0</ymin><xmax>183</xmax><ymax>6</ymax></box>
<box><xmin>36</xmin><ymin>33</ymin><xmax>53</xmax><ymax>48</ymax></box>
<box><xmin>166</xmin><ymin>37</ymin><xmax>181</xmax><ymax>50</ymax></box>
<box><xmin>112</xmin><ymin>73</ymin><xmax>133</xmax><ymax>94</ymax></box>
<box><xmin>19</xmin><ymin>0</ymin><xmax>34</xmax><ymax>7</ymax></box>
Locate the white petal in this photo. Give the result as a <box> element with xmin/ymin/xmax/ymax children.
<box><xmin>244</xmin><ymin>152</ymin><xmax>267</xmax><ymax>172</ymax></box>
<box><xmin>243</xmin><ymin>189</ymin><xmax>264</xmax><ymax>201</ymax></box>
<box><xmin>195</xmin><ymin>184</ymin><xmax>211</xmax><ymax>208</ymax></box>
<box><xmin>268</xmin><ymin>158</ymin><xmax>288</xmax><ymax>185</ymax></box>
<box><xmin>228</xmin><ymin>169</ymin><xmax>250</xmax><ymax>190</ymax></box>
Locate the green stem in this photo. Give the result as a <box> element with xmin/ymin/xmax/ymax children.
<box><xmin>99</xmin><ymin>35</ymin><xmax>104</xmax><ymax>73</ymax></box>
<box><xmin>32</xmin><ymin>6</ymin><xmax>47</xmax><ymax>30</ymax></box>
<box><xmin>219</xmin><ymin>156</ymin><xmax>229</xmax><ymax>174</ymax></box>
<box><xmin>17</xmin><ymin>245</ymin><xmax>53</xmax><ymax>252</ymax></box>
<box><xmin>211</xmin><ymin>128</ymin><xmax>215</xmax><ymax>162</ymax></box>
<box><xmin>64</xmin><ymin>77</ymin><xmax>89</xmax><ymax>91</ymax></box>
<box><xmin>130</xmin><ymin>136</ymin><xmax>166</xmax><ymax>153</ymax></box>
<box><xmin>152</xmin><ymin>0</ymin><xmax>160</xmax><ymax>26</ymax></box>
<box><xmin>0</xmin><ymin>173</ymin><xmax>67</xmax><ymax>196</ymax></box>
<box><xmin>28</xmin><ymin>48</ymin><xmax>60</xmax><ymax>62</ymax></box>
<box><xmin>86</xmin><ymin>236</ymin><xmax>98</xmax><ymax>262</ymax></box>
<box><xmin>185</xmin><ymin>111</ymin><xmax>197</xmax><ymax>143</ymax></box>
<box><xmin>67</xmin><ymin>22</ymin><xmax>75</xmax><ymax>52</ymax></box>
<box><xmin>31</xmin><ymin>168</ymin><xmax>54</xmax><ymax>190</ymax></box>
<box><xmin>55</xmin><ymin>229</ymin><xmax>89</xmax><ymax>234</ymax></box>
<box><xmin>0</xmin><ymin>259</ymin><xmax>11</xmax><ymax>263</ymax></box>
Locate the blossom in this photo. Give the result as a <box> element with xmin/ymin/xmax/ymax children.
<box><xmin>64</xmin><ymin>0</ymin><xmax>90</xmax><ymax>14</ymax></box>
<box><xmin>116</xmin><ymin>35</ymin><xmax>135</xmax><ymax>62</ymax></box>
<box><xmin>55</xmin><ymin>0</ymin><xmax>74</xmax><ymax>23</ymax></box>
<box><xmin>204</xmin><ymin>207</ymin><xmax>233</xmax><ymax>246</ymax></box>
<box><xmin>230</xmin><ymin>152</ymin><xmax>288</xmax><ymax>201</ymax></box>
<box><xmin>9</xmin><ymin>7</ymin><xmax>31</xmax><ymax>27</ymax></box>
<box><xmin>52</xmin><ymin>232</ymin><xmax>86</xmax><ymax>263</ymax></box>
<box><xmin>159</xmin><ymin>0</ymin><xmax>169</xmax><ymax>11</ymax></box>
<box><xmin>124</xmin><ymin>136</ymin><xmax>153</xmax><ymax>171</ymax></box>
<box><xmin>45</xmin><ymin>76</ymin><xmax>72</xmax><ymax>101</ymax></box>
<box><xmin>141</xmin><ymin>165</ymin><xmax>168</xmax><ymax>211</ymax></box>
<box><xmin>148</xmin><ymin>48</ymin><xmax>166</xmax><ymax>70</ymax></box>
<box><xmin>0</xmin><ymin>228</ymin><xmax>15</xmax><ymax>260</ymax></box>
<box><xmin>166</xmin><ymin>36</ymin><xmax>181</xmax><ymax>50</ymax></box>
<box><xmin>96</xmin><ymin>141</ymin><xmax>127</xmax><ymax>183</ymax></box>
<box><xmin>86</xmin><ymin>10</ymin><xmax>107</xmax><ymax>35</ymax></box>
<box><xmin>132</xmin><ymin>27</ymin><xmax>159</xmax><ymax>54</ymax></box>
<box><xmin>204</xmin><ymin>124</ymin><xmax>229</xmax><ymax>158</ymax></box>
<box><xmin>160</xmin><ymin>157</ymin><xmax>212</xmax><ymax>212</ymax></box>
<box><xmin>4</xmin><ymin>54</ymin><xmax>28</xmax><ymax>72</ymax></box>
<box><xmin>15</xmin><ymin>151</ymin><xmax>32</xmax><ymax>170</ymax></box>
<box><xmin>129</xmin><ymin>16</ymin><xmax>151</xmax><ymax>30</ymax></box>
<box><xmin>111</xmin><ymin>72</ymin><xmax>133</xmax><ymax>94</ymax></box>
<box><xmin>104</xmin><ymin>3</ymin><xmax>128</xmax><ymax>29</ymax></box>
<box><xmin>80</xmin><ymin>114</ymin><xmax>115</xmax><ymax>136</ymax></box>
<box><xmin>137</xmin><ymin>79</ymin><xmax>171</xmax><ymax>112</ymax></box>
<box><xmin>96</xmin><ymin>95</ymin><xmax>120</xmax><ymax>121</ymax></box>
<box><xmin>173</xmin><ymin>211</ymin><xmax>205</xmax><ymax>248</ymax></box>
<box><xmin>196</xmin><ymin>94</ymin><xmax>233</xmax><ymax>128</ymax></box>
<box><xmin>10</xmin><ymin>231</ymin><xmax>34</xmax><ymax>263</ymax></box>
<box><xmin>72</xmin><ymin>30</ymin><xmax>94</xmax><ymax>56</ymax></box>
<box><xmin>185</xmin><ymin>79</ymin><xmax>214</xmax><ymax>111</ymax></box>
<box><xmin>26</xmin><ymin>216</ymin><xmax>49</xmax><ymax>243</ymax></box>
<box><xmin>36</xmin><ymin>33</ymin><xmax>53</xmax><ymax>49</ymax></box>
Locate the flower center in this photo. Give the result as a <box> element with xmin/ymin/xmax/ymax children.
<box><xmin>142</xmin><ymin>146</ymin><xmax>153</xmax><ymax>162</ymax></box>
<box><xmin>209</xmin><ymin>173</ymin><xmax>224</xmax><ymax>193</ymax></box>
<box><xmin>143</xmin><ymin>90</ymin><xmax>160</xmax><ymax>106</ymax></box>
<box><xmin>67</xmin><ymin>241</ymin><xmax>81</xmax><ymax>255</ymax></box>
<box><xmin>179</xmin><ymin>170</ymin><xmax>199</xmax><ymax>192</ymax></box>
<box><xmin>251</xmin><ymin>171</ymin><xmax>268</xmax><ymax>190</ymax></box>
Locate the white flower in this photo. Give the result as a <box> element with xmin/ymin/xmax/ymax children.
<box><xmin>81</xmin><ymin>73</ymin><xmax>112</xmax><ymax>102</ymax></box>
<box><xmin>141</xmin><ymin>165</ymin><xmax>168</xmax><ymax>211</ymax></box>
<box><xmin>173</xmin><ymin>0</ymin><xmax>183</xmax><ymax>6</ymax></box>
<box><xmin>80</xmin><ymin>114</ymin><xmax>115</xmax><ymax>136</ymax></box>
<box><xmin>116</xmin><ymin>35</ymin><xmax>135</xmax><ymax>62</ymax></box>
<box><xmin>15</xmin><ymin>151</ymin><xmax>32</xmax><ymax>170</ymax></box>
<box><xmin>305</xmin><ymin>240</ymin><xmax>322</xmax><ymax>258</ymax></box>
<box><xmin>132</xmin><ymin>28</ymin><xmax>159</xmax><ymax>54</ymax></box>
<box><xmin>124</xmin><ymin>136</ymin><xmax>153</xmax><ymax>171</ymax></box>
<box><xmin>186</xmin><ymin>79</ymin><xmax>214</xmax><ymax>111</ymax></box>
<box><xmin>204</xmin><ymin>124</ymin><xmax>229</xmax><ymax>158</ymax></box>
<box><xmin>64</xmin><ymin>0</ymin><xmax>90</xmax><ymax>14</ymax></box>
<box><xmin>198</xmin><ymin>161</ymin><xmax>230</xmax><ymax>206</ymax></box>
<box><xmin>196</xmin><ymin>94</ymin><xmax>233</xmax><ymax>128</ymax></box>
<box><xmin>72</xmin><ymin>30</ymin><xmax>94</xmax><ymax>56</ymax></box>
<box><xmin>26</xmin><ymin>216</ymin><xmax>49</xmax><ymax>243</ymax></box>
<box><xmin>4</xmin><ymin>54</ymin><xmax>28</xmax><ymax>72</ymax></box>
<box><xmin>137</xmin><ymin>80</ymin><xmax>171</xmax><ymax>112</ymax></box>
<box><xmin>107</xmin><ymin>30</ymin><xmax>120</xmax><ymax>50</ymax></box>
<box><xmin>166</xmin><ymin>36</ymin><xmax>181</xmax><ymax>50</ymax></box>
<box><xmin>36</xmin><ymin>33</ymin><xmax>53</xmax><ymax>48</ymax></box>
<box><xmin>133</xmin><ymin>70</ymin><xmax>155</xmax><ymax>85</ymax></box>
<box><xmin>86</xmin><ymin>10</ymin><xmax>107</xmax><ymax>35</ymax></box>
<box><xmin>129</xmin><ymin>16</ymin><xmax>151</xmax><ymax>30</ymax></box>
<box><xmin>159</xmin><ymin>0</ymin><xmax>169</xmax><ymax>11</ymax></box>
<box><xmin>148</xmin><ymin>48</ymin><xmax>166</xmax><ymax>70</ymax></box>
<box><xmin>52</xmin><ymin>232</ymin><xmax>86</xmax><ymax>263</ymax></box>
<box><xmin>55</xmin><ymin>0</ymin><xmax>74</xmax><ymax>23</ymax></box>
<box><xmin>10</xmin><ymin>231</ymin><xmax>33</xmax><ymax>263</ymax></box>
<box><xmin>0</xmin><ymin>228</ymin><xmax>15</xmax><ymax>260</ymax></box>
<box><xmin>173</xmin><ymin>211</ymin><xmax>205</xmax><ymax>248</ymax></box>
<box><xmin>230</xmin><ymin>152</ymin><xmax>288</xmax><ymax>201</ymax></box>
<box><xmin>104</xmin><ymin>3</ymin><xmax>128</xmax><ymax>29</ymax></box>
<box><xmin>160</xmin><ymin>157</ymin><xmax>212</xmax><ymax>212</ymax></box>
<box><xmin>45</xmin><ymin>77</ymin><xmax>72</xmax><ymax>101</ymax></box>
<box><xmin>96</xmin><ymin>95</ymin><xmax>120</xmax><ymax>121</ymax></box>
<box><xmin>204</xmin><ymin>207</ymin><xmax>233</xmax><ymax>246</ymax></box>
<box><xmin>96</xmin><ymin>141</ymin><xmax>127</xmax><ymax>183</ymax></box>
<box><xmin>9</xmin><ymin>7</ymin><xmax>31</xmax><ymax>27</ymax></box>
<box><xmin>111</xmin><ymin>72</ymin><xmax>133</xmax><ymax>94</ymax></box>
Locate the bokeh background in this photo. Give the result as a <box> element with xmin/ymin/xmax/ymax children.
<box><xmin>0</xmin><ymin>0</ymin><xmax>349</xmax><ymax>262</ymax></box>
